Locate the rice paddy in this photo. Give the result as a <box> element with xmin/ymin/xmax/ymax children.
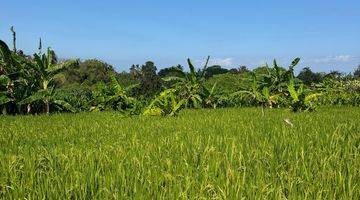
<box><xmin>0</xmin><ymin>107</ymin><xmax>359</xmax><ymax>199</ymax></box>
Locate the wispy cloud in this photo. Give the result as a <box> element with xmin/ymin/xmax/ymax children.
<box><xmin>196</xmin><ymin>57</ymin><xmax>234</xmax><ymax>67</ymax></box>
<box><xmin>311</xmin><ymin>55</ymin><xmax>357</xmax><ymax>63</ymax></box>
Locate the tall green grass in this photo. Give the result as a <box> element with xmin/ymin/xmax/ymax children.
<box><xmin>0</xmin><ymin>107</ymin><xmax>359</xmax><ymax>199</ymax></box>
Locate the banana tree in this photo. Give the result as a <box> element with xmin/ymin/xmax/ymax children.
<box><xmin>20</xmin><ymin>48</ymin><xmax>78</xmax><ymax>114</ymax></box>
<box><xmin>262</xmin><ymin>58</ymin><xmax>300</xmax><ymax>93</ymax></box>
<box><xmin>203</xmin><ymin>82</ymin><xmax>218</xmax><ymax>108</ymax></box>
<box><xmin>232</xmin><ymin>73</ymin><xmax>281</xmax><ymax>109</ymax></box>
<box><xmin>0</xmin><ymin>75</ymin><xmax>13</xmax><ymax>114</ymax></box>
<box><xmin>0</xmin><ymin>39</ymin><xmax>33</xmax><ymax>114</ymax></box>
<box><xmin>0</xmin><ymin>40</ymin><xmax>15</xmax><ymax>114</ymax></box>
<box><xmin>287</xmin><ymin>80</ymin><xmax>322</xmax><ymax>112</ymax></box>
<box><xmin>90</xmin><ymin>74</ymin><xmax>140</xmax><ymax>113</ymax></box>
<box><xmin>143</xmin><ymin>89</ymin><xmax>186</xmax><ymax>116</ymax></box>
<box><xmin>163</xmin><ymin>56</ymin><xmax>216</xmax><ymax>108</ymax></box>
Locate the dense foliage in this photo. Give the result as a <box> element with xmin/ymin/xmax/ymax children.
<box><xmin>1</xmin><ymin>29</ymin><xmax>360</xmax><ymax>116</ymax></box>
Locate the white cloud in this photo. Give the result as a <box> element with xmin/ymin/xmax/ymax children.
<box><xmin>312</xmin><ymin>55</ymin><xmax>357</xmax><ymax>63</ymax></box>
<box><xmin>196</xmin><ymin>57</ymin><xmax>234</xmax><ymax>67</ymax></box>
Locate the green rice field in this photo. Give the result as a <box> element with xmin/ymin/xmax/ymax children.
<box><xmin>0</xmin><ymin>107</ymin><xmax>359</xmax><ymax>199</ymax></box>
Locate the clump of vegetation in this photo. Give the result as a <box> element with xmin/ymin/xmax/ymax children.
<box><xmin>287</xmin><ymin>81</ymin><xmax>321</xmax><ymax>112</ymax></box>
<box><xmin>89</xmin><ymin>74</ymin><xmax>140</xmax><ymax>114</ymax></box>
<box><xmin>143</xmin><ymin>89</ymin><xmax>185</xmax><ymax>116</ymax></box>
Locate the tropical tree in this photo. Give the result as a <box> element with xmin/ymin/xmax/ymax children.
<box><xmin>143</xmin><ymin>89</ymin><xmax>186</xmax><ymax>116</ymax></box>
<box><xmin>158</xmin><ymin>65</ymin><xmax>185</xmax><ymax>78</ymax></box>
<box><xmin>231</xmin><ymin>73</ymin><xmax>281</xmax><ymax>109</ymax></box>
<box><xmin>354</xmin><ymin>65</ymin><xmax>360</xmax><ymax>78</ymax></box>
<box><xmin>20</xmin><ymin>48</ymin><xmax>78</xmax><ymax>114</ymax></box>
<box><xmin>130</xmin><ymin>61</ymin><xmax>162</xmax><ymax>97</ymax></box>
<box><xmin>262</xmin><ymin>58</ymin><xmax>300</xmax><ymax>93</ymax></box>
<box><xmin>90</xmin><ymin>74</ymin><xmax>140</xmax><ymax>114</ymax></box>
<box><xmin>0</xmin><ymin>40</ymin><xmax>34</xmax><ymax>114</ymax></box>
<box><xmin>163</xmin><ymin>56</ymin><xmax>217</xmax><ymax>108</ymax></box>
<box><xmin>287</xmin><ymin>80</ymin><xmax>321</xmax><ymax>112</ymax></box>
<box><xmin>297</xmin><ymin>67</ymin><xmax>324</xmax><ymax>85</ymax></box>
<box><xmin>324</xmin><ymin>70</ymin><xmax>343</xmax><ymax>80</ymax></box>
<box><xmin>0</xmin><ymin>39</ymin><xmax>17</xmax><ymax>112</ymax></box>
<box><xmin>58</xmin><ymin>59</ymin><xmax>116</xmax><ymax>87</ymax></box>
<box><xmin>204</xmin><ymin>65</ymin><xmax>229</xmax><ymax>78</ymax></box>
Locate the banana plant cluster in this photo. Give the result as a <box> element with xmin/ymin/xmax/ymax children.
<box><xmin>143</xmin><ymin>89</ymin><xmax>186</xmax><ymax>116</ymax></box>
<box><xmin>228</xmin><ymin>58</ymin><xmax>322</xmax><ymax>112</ymax></box>
<box><xmin>231</xmin><ymin>73</ymin><xmax>280</xmax><ymax>108</ymax></box>
<box><xmin>162</xmin><ymin>56</ymin><xmax>218</xmax><ymax>108</ymax></box>
<box><xmin>315</xmin><ymin>79</ymin><xmax>360</xmax><ymax>106</ymax></box>
<box><xmin>142</xmin><ymin>57</ymin><xmax>219</xmax><ymax>116</ymax></box>
<box><xmin>90</xmin><ymin>74</ymin><xmax>140</xmax><ymax>114</ymax></box>
<box><xmin>0</xmin><ymin>39</ymin><xmax>78</xmax><ymax>114</ymax></box>
<box><xmin>287</xmin><ymin>80</ymin><xmax>322</xmax><ymax>112</ymax></box>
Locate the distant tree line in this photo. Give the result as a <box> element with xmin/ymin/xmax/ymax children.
<box><xmin>1</xmin><ymin>27</ymin><xmax>360</xmax><ymax>115</ymax></box>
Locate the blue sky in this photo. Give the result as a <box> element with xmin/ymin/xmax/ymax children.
<box><xmin>1</xmin><ymin>0</ymin><xmax>360</xmax><ymax>72</ymax></box>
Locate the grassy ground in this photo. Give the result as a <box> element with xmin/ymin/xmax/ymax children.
<box><xmin>0</xmin><ymin>107</ymin><xmax>359</xmax><ymax>199</ymax></box>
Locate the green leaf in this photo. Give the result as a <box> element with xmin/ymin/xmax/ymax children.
<box><xmin>170</xmin><ymin>99</ymin><xmax>186</xmax><ymax>116</ymax></box>
<box><xmin>20</xmin><ymin>90</ymin><xmax>49</xmax><ymax>104</ymax></box>
<box><xmin>190</xmin><ymin>94</ymin><xmax>202</xmax><ymax>108</ymax></box>
<box><xmin>143</xmin><ymin>106</ymin><xmax>163</xmax><ymax>116</ymax></box>
<box><xmin>273</xmin><ymin>59</ymin><xmax>278</xmax><ymax>68</ymax></box>
<box><xmin>124</xmin><ymin>83</ymin><xmax>140</xmax><ymax>94</ymax></box>
<box><xmin>305</xmin><ymin>93</ymin><xmax>322</xmax><ymax>103</ymax></box>
<box><xmin>231</xmin><ymin>90</ymin><xmax>253</xmax><ymax>98</ymax></box>
<box><xmin>48</xmin><ymin>59</ymin><xmax>78</xmax><ymax>76</ymax></box>
<box><xmin>200</xmin><ymin>56</ymin><xmax>210</xmax><ymax>78</ymax></box>
<box><xmin>0</xmin><ymin>40</ymin><xmax>12</xmax><ymax>65</ymax></box>
<box><xmin>289</xmin><ymin>58</ymin><xmax>300</xmax><ymax>68</ymax></box>
<box><xmin>262</xmin><ymin>87</ymin><xmax>270</xmax><ymax>99</ymax></box>
<box><xmin>33</xmin><ymin>53</ymin><xmax>46</xmax><ymax>76</ymax></box>
<box><xmin>187</xmin><ymin>58</ymin><xmax>195</xmax><ymax>75</ymax></box>
<box><xmin>53</xmin><ymin>100</ymin><xmax>76</xmax><ymax>113</ymax></box>
<box><xmin>0</xmin><ymin>93</ymin><xmax>12</xmax><ymax>105</ymax></box>
<box><xmin>47</xmin><ymin>48</ymin><xmax>57</xmax><ymax>66</ymax></box>
<box><xmin>162</xmin><ymin>76</ymin><xmax>185</xmax><ymax>83</ymax></box>
<box><xmin>209</xmin><ymin>82</ymin><xmax>217</xmax><ymax>96</ymax></box>
<box><xmin>109</xmin><ymin>74</ymin><xmax>123</xmax><ymax>94</ymax></box>
<box><xmin>287</xmin><ymin>81</ymin><xmax>299</xmax><ymax>102</ymax></box>
<box><xmin>187</xmin><ymin>58</ymin><xmax>198</xmax><ymax>83</ymax></box>
<box><xmin>0</xmin><ymin>75</ymin><xmax>11</xmax><ymax>86</ymax></box>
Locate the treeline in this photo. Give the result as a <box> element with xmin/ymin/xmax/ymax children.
<box><xmin>1</xmin><ymin>28</ymin><xmax>360</xmax><ymax>115</ymax></box>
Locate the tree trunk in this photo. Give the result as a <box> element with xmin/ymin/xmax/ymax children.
<box><xmin>2</xmin><ymin>106</ymin><xmax>6</xmax><ymax>115</ymax></box>
<box><xmin>17</xmin><ymin>105</ymin><xmax>22</xmax><ymax>115</ymax></box>
<box><xmin>27</xmin><ymin>104</ymin><xmax>31</xmax><ymax>114</ymax></box>
<box><xmin>10</xmin><ymin>26</ymin><xmax>17</xmax><ymax>52</ymax></box>
<box><xmin>45</xmin><ymin>100</ymin><xmax>50</xmax><ymax>114</ymax></box>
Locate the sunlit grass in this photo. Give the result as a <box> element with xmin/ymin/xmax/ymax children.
<box><xmin>0</xmin><ymin>107</ymin><xmax>359</xmax><ymax>199</ymax></box>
